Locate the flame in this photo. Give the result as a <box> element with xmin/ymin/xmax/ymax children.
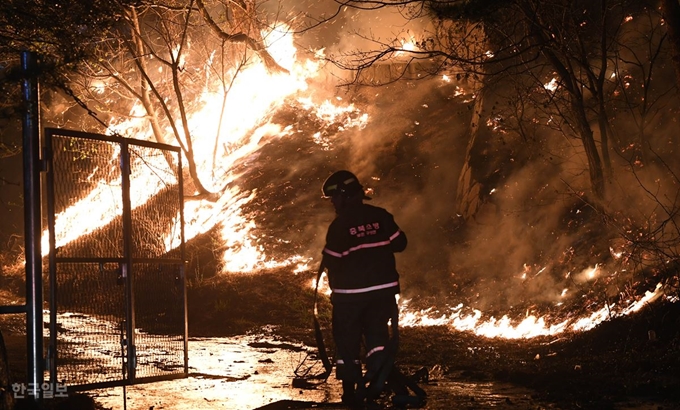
<box><xmin>395</xmin><ymin>36</ymin><xmax>418</xmax><ymax>56</ymax></box>
<box><xmin>42</xmin><ymin>144</ymin><xmax>176</xmax><ymax>254</ymax></box>
<box><xmin>399</xmin><ymin>283</ymin><xmax>666</xmax><ymax>339</ymax></box>
<box><xmin>622</xmin><ymin>282</ymin><xmax>663</xmax><ymax>314</ymax></box>
<box><xmin>307</xmin><ymin>254</ymin><xmax>666</xmax><ymax>340</ymax></box>
<box><xmin>45</xmin><ymin>23</ymin><xmax>367</xmax><ymax>272</ymax></box>
<box><xmin>42</xmin><ymin>19</ymin><xmax>672</xmax><ymax>341</ymax></box>
<box><xmin>544</xmin><ymin>78</ymin><xmax>559</xmax><ymax>92</ymax></box>
<box><xmin>311</xmin><ymin>272</ymin><xmax>332</xmax><ymax>296</ymax></box>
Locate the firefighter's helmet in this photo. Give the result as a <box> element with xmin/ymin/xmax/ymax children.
<box><xmin>321</xmin><ymin>170</ymin><xmax>369</xmax><ymax>199</ymax></box>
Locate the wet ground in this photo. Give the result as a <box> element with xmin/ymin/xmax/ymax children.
<box><xmin>89</xmin><ymin>334</ymin><xmax>549</xmax><ymax>410</ymax></box>
<box><xmin>3</xmin><ymin>300</ymin><xmax>680</xmax><ymax>410</ymax></box>
<box><xmin>3</xmin><ymin>326</ymin><xmax>678</xmax><ymax>410</ymax></box>
<box><xmin>1</xmin><ymin>311</ymin><xmax>551</xmax><ymax>410</ymax></box>
<box><xmin>87</xmin><ymin>333</ymin><xmax>678</xmax><ymax>410</ymax></box>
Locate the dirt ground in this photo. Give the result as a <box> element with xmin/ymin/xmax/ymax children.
<box><xmin>2</xmin><ymin>271</ymin><xmax>680</xmax><ymax>410</ymax></box>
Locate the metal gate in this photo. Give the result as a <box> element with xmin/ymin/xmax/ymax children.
<box><xmin>44</xmin><ymin>128</ymin><xmax>188</xmax><ymax>390</ymax></box>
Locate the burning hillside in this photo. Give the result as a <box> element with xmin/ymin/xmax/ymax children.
<box><xmin>34</xmin><ymin>17</ymin><xmax>678</xmax><ymax>344</ymax></box>
<box><xmin>201</xmin><ymin>77</ymin><xmax>676</xmax><ymax>339</ymax></box>
<box><xmin>0</xmin><ymin>1</ymin><xmax>670</xmax><ymax>350</ymax></box>
<box><xmin>2</xmin><ymin>2</ymin><xmax>680</xmax><ymax>409</ymax></box>
<box><xmin>44</xmin><ymin>70</ymin><xmax>676</xmax><ymax>342</ymax></box>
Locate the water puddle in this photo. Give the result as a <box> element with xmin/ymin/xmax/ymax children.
<box><xmin>88</xmin><ymin>337</ymin><xmax>548</xmax><ymax>409</ymax></box>
<box><xmin>90</xmin><ymin>335</ymin><xmax>344</xmax><ymax>409</ymax></box>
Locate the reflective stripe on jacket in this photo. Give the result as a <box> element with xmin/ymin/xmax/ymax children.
<box><xmin>322</xmin><ymin>203</ymin><xmax>407</xmax><ymax>293</ymax></box>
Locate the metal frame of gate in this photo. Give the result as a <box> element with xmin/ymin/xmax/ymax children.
<box><xmin>44</xmin><ymin>127</ymin><xmax>188</xmax><ymax>391</ymax></box>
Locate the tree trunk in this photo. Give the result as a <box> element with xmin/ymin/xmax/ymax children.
<box><xmin>575</xmin><ymin>101</ymin><xmax>605</xmax><ymax>198</ymax></box>
<box><xmin>597</xmin><ymin>98</ymin><xmax>612</xmax><ymax>180</ymax></box>
<box><xmin>521</xmin><ymin>1</ymin><xmax>607</xmax><ymax>198</ymax></box>
<box><xmin>126</xmin><ymin>6</ymin><xmax>211</xmax><ymax>197</ymax></box>
<box><xmin>456</xmin><ymin>90</ymin><xmax>486</xmax><ymax>219</ymax></box>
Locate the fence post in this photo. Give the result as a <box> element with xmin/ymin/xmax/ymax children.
<box><xmin>21</xmin><ymin>50</ymin><xmax>44</xmax><ymax>399</ymax></box>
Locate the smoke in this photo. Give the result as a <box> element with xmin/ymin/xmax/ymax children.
<box><xmin>27</xmin><ymin>0</ymin><xmax>676</xmax><ymax>323</ymax></box>
<box><xmin>445</xmin><ymin>159</ymin><xmax>582</xmax><ymax>312</ymax></box>
<box><xmin>226</xmin><ymin>39</ymin><xmax>677</xmax><ymax>316</ymax></box>
<box><xmin>341</xmin><ymin>80</ymin><xmax>469</xmax><ymax>271</ymax></box>
<box><xmin>303</xmin><ymin>75</ymin><xmax>678</xmax><ymax>319</ymax></box>
<box><xmin>237</xmin><ymin>11</ymin><xmax>625</xmax><ymax>316</ymax></box>
<box><xmin>264</xmin><ymin>76</ymin><xmax>472</xmax><ymax>290</ymax></box>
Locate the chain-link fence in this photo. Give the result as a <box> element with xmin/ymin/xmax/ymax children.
<box><xmin>44</xmin><ymin>128</ymin><xmax>187</xmax><ymax>390</ymax></box>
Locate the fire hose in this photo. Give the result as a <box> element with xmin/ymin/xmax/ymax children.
<box><xmin>292</xmin><ymin>262</ymin><xmax>333</xmax><ymax>386</ymax></box>
<box><xmin>312</xmin><ymin>262</ymin><xmax>334</xmax><ymax>378</ymax></box>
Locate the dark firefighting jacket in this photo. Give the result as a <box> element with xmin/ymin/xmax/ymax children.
<box><xmin>322</xmin><ymin>203</ymin><xmax>407</xmax><ymax>294</ymax></box>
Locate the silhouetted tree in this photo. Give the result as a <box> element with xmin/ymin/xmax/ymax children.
<box><xmin>320</xmin><ymin>0</ymin><xmax>675</xmax><ymax>205</ymax></box>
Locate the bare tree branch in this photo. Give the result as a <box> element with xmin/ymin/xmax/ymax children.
<box><xmin>195</xmin><ymin>0</ymin><xmax>289</xmax><ymax>74</ymax></box>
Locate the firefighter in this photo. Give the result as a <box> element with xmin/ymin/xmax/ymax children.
<box><xmin>320</xmin><ymin>170</ymin><xmax>407</xmax><ymax>407</ymax></box>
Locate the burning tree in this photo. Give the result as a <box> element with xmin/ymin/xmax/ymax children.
<box><xmin>61</xmin><ymin>0</ymin><xmax>301</xmax><ymax>197</ymax></box>
<box><xmin>1</xmin><ymin>0</ymin><xmax>370</xmax><ymax>274</ymax></box>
